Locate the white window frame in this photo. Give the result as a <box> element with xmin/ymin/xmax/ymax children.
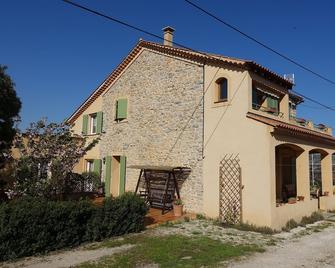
<box><xmin>89</xmin><ymin>113</ymin><xmax>97</xmax><ymax>134</ymax></box>
<box><xmin>86</xmin><ymin>159</ymin><xmax>94</xmax><ymax>173</ymax></box>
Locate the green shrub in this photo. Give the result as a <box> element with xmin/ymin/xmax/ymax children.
<box><xmin>87</xmin><ymin>193</ymin><xmax>148</xmax><ymax>240</ymax></box>
<box><xmin>301</xmin><ymin>212</ymin><xmax>324</xmax><ymax>226</ymax></box>
<box><xmin>282</xmin><ymin>219</ymin><xmax>299</xmax><ymax>231</ymax></box>
<box><xmin>0</xmin><ymin>194</ymin><xmax>148</xmax><ymax>261</ymax></box>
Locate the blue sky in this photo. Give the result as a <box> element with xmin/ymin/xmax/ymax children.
<box><xmin>1</xmin><ymin>0</ymin><xmax>335</xmax><ymax>130</ymax></box>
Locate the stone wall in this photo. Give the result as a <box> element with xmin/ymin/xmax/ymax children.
<box><xmin>100</xmin><ymin>49</ymin><xmax>204</xmax><ymax>212</ymax></box>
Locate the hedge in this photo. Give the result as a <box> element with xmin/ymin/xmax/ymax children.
<box><xmin>0</xmin><ymin>193</ymin><xmax>148</xmax><ymax>261</ymax></box>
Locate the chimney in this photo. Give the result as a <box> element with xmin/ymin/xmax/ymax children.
<box><xmin>162</xmin><ymin>26</ymin><xmax>175</xmax><ymax>46</ymax></box>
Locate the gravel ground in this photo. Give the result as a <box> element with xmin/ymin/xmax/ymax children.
<box><xmin>0</xmin><ymin>245</ymin><xmax>133</xmax><ymax>268</ymax></box>
<box><xmin>229</xmin><ymin>223</ymin><xmax>335</xmax><ymax>268</ymax></box>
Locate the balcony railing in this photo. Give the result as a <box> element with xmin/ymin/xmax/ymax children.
<box><xmin>290</xmin><ymin>117</ymin><xmax>331</xmax><ymax>134</ymax></box>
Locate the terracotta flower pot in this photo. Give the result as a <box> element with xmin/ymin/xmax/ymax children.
<box><xmin>288</xmin><ymin>197</ymin><xmax>297</xmax><ymax>204</ymax></box>
<box><xmin>297</xmin><ymin>196</ymin><xmax>305</xmax><ymax>201</ymax></box>
<box><xmin>173</xmin><ymin>204</ymin><xmax>184</xmax><ymax>217</ymax></box>
<box><xmin>324</xmin><ymin>191</ymin><xmax>329</xmax><ymax>196</ymax></box>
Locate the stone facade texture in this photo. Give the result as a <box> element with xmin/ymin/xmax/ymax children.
<box><xmin>100</xmin><ymin>49</ymin><xmax>204</xmax><ymax>212</ymax></box>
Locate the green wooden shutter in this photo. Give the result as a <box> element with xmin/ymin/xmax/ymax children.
<box><xmin>93</xmin><ymin>159</ymin><xmax>102</xmax><ymax>176</ymax></box>
<box><xmin>119</xmin><ymin>156</ymin><xmax>126</xmax><ymax>195</ymax></box>
<box><xmin>267</xmin><ymin>97</ymin><xmax>278</xmax><ymax>110</ymax></box>
<box><xmin>116</xmin><ymin>99</ymin><xmax>128</xmax><ymax>120</ymax></box>
<box><xmin>104</xmin><ymin>156</ymin><xmax>112</xmax><ymax>197</ymax></box>
<box><xmin>82</xmin><ymin>114</ymin><xmax>89</xmax><ymax>135</ymax></box>
<box><xmin>96</xmin><ymin>111</ymin><xmax>103</xmax><ymax>133</ymax></box>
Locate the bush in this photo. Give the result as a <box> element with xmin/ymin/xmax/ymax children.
<box><xmin>0</xmin><ymin>194</ymin><xmax>148</xmax><ymax>261</ymax></box>
<box><xmin>87</xmin><ymin>193</ymin><xmax>149</xmax><ymax>240</ymax></box>
<box><xmin>301</xmin><ymin>212</ymin><xmax>324</xmax><ymax>226</ymax></box>
<box><xmin>282</xmin><ymin>219</ymin><xmax>299</xmax><ymax>231</ymax></box>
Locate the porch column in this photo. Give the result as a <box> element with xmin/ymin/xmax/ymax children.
<box><xmin>296</xmin><ymin>150</ymin><xmax>310</xmax><ymax>198</ymax></box>
<box><xmin>321</xmin><ymin>154</ymin><xmax>333</xmax><ymax>196</ymax></box>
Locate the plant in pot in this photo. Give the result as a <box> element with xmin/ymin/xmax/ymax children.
<box><xmin>297</xmin><ymin>195</ymin><xmax>305</xmax><ymax>201</ymax></box>
<box><xmin>173</xmin><ymin>199</ymin><xmax>184</xmax><ymax>217</ymax></box>
<box><xmin>288</xmin><ymin>197</ymin><xmax>297</xmax><ymax>204</ymax></box>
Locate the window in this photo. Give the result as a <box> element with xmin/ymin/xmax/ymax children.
<box><xmin>252</xmin><ymin>85</ymin><xmax>279</xmax><ymax>115</ymax></box>
<box><xmin>85</xmin><ymin>159</ymin><xmax>102</xmax><ymax>175</ymax></box>
<box><xmin>116</xmin><ymin>98</ymin><xmax>128</xmax><ymax>120</ymax></box>
<box><xmin>216</xmin><ymin>78</ymin><xmax>228</xmax><ymax>102</ymax></box>
<box><xmin>86</xmin><ymin>159</ymin><xmax>94</xmax><ymax>173</ymax></box>
<box><xmin>82</xmin><ymin>112</ymin><xmax>103</xmax><ymax>135</ymax></box>
<box><xmin>90</xmin><ymin>113</ymin><xmax>97</xmax><ymax>134</ymax></box>
<box><xmin>266</xmin><ymin>97</ymin><xmax>279</xmax><ymax>114</ymax></box>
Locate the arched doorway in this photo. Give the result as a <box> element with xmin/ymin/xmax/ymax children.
<box><xmin>309</xmin><ymin>149</ymin><xmax>328</xmax><ymax>198</ymax></box>
<box><xmin>276</xmin><ymin>144</ymin><xmax>304</xmax><ymax>203</ymax></box>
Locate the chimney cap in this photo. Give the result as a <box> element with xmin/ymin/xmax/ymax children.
<box><xmin>162</xmin><ymin>26</ymin><xmax>175</xmax><ymax>33</ymax></box>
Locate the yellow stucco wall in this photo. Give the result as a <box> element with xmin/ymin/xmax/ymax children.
<box><xmin>202</xmin><ymin>65</ymin><xmax>274</xmax><ymax>227</ymax></box>
<box><xmin>71</xmin><ymin>96</ymin><xmax>102</xmax><ymax>173</ymax></box>
<box><xmin>202</xmin><ymin>63</ymin><xmax>335</xmax><ymax>230</ymax></box>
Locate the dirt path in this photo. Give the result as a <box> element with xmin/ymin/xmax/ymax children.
<box><xmin>1</xmin><ymin>245</ymin><xmax>133</xmax><ymax>268</ymax></box>
<box><xmin>230</xmin><ymin>224</ymin><xmax>335</xmax><ymax>268</ymax></box>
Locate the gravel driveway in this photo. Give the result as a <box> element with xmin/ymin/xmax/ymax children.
<box><xmin>229</xmin><ymin>223</ymin><xmax>335</xmax><ymax>268</ymax></box>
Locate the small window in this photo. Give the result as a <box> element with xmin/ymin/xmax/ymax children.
<box><xmin>86</xmin><ymin>159</ymin><xmax>94</xmax><ymax>173</ymax></box>
<box><xmin>116</xmin><ymin>98</ymin><xmax>128</xmax><ymax>120</ymax></box>
<box><xmin>89</xmin><ymin>113</ymin><xmax>97</xmax><ymax>134</ymax></box>
<box><xmin>216</xmin><ymin>78</ymin><xmax>228</xmax><ymax>102</ymax></box>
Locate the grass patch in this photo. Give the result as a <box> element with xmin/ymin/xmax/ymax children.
<box><xmin>224</xmin><ymin>223</ymin><xmax>277</xmax><ymax>235</ymax></box>
<box><xmin>78</xmin><ymin>235</ymin><xmax>264</xmax><ymax>268</ymax></box>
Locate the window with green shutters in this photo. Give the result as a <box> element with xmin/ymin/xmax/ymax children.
<box><xmin>116</xmin><ymin>98</ymin><xmax>128</xmax><ymax>120</ymax></box>
<box><xmin>82</xmin><ymin>112</ymin><xmax>103</xmax><ymax>135</ymax></box>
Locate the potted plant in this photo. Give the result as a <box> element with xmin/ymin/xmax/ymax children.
<box><xmin>173</xmin><ymin>199</ymin><xmax>184</xmax><ymax>217</ymax></box>
<box><xmin>297</xmin><ymin>196</ymin><xmax>305</xmax><ymax>201</ymax></box>
<box><xmin>288</xmin><ymin>197</ymin><xmax>297</xmax><ymax>204</ymax></box>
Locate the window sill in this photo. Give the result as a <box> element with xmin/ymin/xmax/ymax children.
<box><xmin>114</xmin><ymin>119</ymin><xmax>129</xmax><ymax>124</ymax></box>
<box><xmin>212</xmin><ymin>101</ymin><xmax>231</xmax><ymax>108</ymax></box>
<box><xmin>82</xmin><ymin>133</ymin><xmax>101</xmax><ymax>137</ymax></box>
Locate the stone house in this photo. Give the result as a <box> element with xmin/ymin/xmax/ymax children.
<box><xmin>67</xmin><ymin>27</ymin><xmax>335</xmax><ymax>230</ymax></box>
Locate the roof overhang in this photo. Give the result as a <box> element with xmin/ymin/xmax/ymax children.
<box><xmin>247</xmin><ymin>112</ymin><xmax>335</xmax><ymax>147</ymax></box>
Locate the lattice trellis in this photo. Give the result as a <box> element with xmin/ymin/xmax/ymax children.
<box><xmin>219</xmin><ymin>154</ymin><xmax>242</xmax><ymax>224</ymax></box>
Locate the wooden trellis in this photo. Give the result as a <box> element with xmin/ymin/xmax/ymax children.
<box><xmin>219</xmin><ymin>154</ymin><xmax>242</xmax><ymax>224</ymax></box>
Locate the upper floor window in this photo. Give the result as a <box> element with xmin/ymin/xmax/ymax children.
<box><xmin>215</xmin><ymin>78</ymin><xmax>228</xmax><ymax>102</ymax></box>
<box><xmin>252</xmin><ymin>85</ymin><xmax>280</xmax><ymax>115</ymax></box>
<box><xmin>90</xmin><ymin>113</ymin><xmax>97</xmax><ymax>134</ymax></box>
<box><xmin>116</xmin><ymin>98</ymin><xmax>128</xmax><ymax>121</ymax></box>
<box><xmin>82</xmin><ymin>112</ymin><xmax>103</xmax><ymax>135</ymax></box>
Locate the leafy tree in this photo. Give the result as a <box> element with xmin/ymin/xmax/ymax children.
<box><xmin>0</xmin><ymin>65</ymin><xmax>21</xmax><ymax>169</ymax></box>
<box><xmin>13</xmin><ymin>119</ymin><xmax>98</xmax><ymax>198</ymax></box>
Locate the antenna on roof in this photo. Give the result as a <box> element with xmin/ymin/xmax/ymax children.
<box><xmin>284</xmin><ymin>73</ymin><xmax>295</xmax><ymax>84</ymax></box>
